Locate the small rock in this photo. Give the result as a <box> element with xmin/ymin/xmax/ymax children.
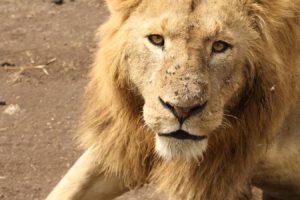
<box><xmin>52</xmin><ymin>0</ymin><xmax>64</xmax><ymax>5</ymax></box>
<box><xmin>0</xmin><ymin>127</ymin><xmax>9</xmax><ymax>132</ymax></box>
<box><xmin>3</xmin><ymin>104</ymin><xmax>21</xmax><ymax>115</ymax></box>
<box><xmin>0</xmin><ymin>101</ymin><xmax>6</xmax><ymax>106</ymax></box>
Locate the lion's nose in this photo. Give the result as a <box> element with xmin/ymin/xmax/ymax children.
<box><xmin>159</xmin><ymin>97</ymin><xmax>207</xmax><ymax>124</ymax></box>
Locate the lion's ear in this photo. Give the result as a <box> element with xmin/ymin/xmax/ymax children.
<box><xmin>105</xmin><ymin>0</ymin><xmax>142</xmax><ymax>15</ymax></box>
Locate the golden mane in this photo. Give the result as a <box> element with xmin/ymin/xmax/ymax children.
<box><xmin>77</xmin><ymin>0</ymin><xmax>300</xmax><ymax>199</ymax></box>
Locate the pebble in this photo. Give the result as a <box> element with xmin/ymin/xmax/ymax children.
<box><xmin>52</xmin><ymin>0</ymin><xmax>64</xmax><ymax>5</ymax></box>
<box><xmin>3</xmin><ymin>104</ymin><xmax>21</xmax><ymax>115</ymax></box>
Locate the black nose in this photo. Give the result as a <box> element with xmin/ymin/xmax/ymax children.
<box><xmin>159</xmin><ymin>97</ymin><xmax>207</xmax><ymax>124</ymax></box>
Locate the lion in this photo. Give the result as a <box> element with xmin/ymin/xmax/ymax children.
<box><xmin>46</xmin><ymin>0</ymin><xmax>300</xmax><ymax>200</ymax></box>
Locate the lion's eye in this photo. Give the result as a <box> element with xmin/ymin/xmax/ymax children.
<box><xmin>148</xmin><ymin>34</ymin><xmax>165</xmax><ymax>47</ymax></box>
<box><xmin>212</xmin><ymin>41</ymin><xmax>231</xmax><ymax>53</ymax></box>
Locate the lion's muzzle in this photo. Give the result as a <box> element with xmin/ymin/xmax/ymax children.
<box><xmin>159</xmin><ymin>97</ymin><xmax>207</xmax><ymax>125</ymax></box>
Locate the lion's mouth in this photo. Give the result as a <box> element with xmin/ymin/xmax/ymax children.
<box><xmin>158</xmin><ymin>130</ymin><xmax>207</xmax><ymax>141</ymax></box>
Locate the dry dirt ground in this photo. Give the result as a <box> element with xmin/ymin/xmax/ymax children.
<box><xmin>0</xmin><ymin>1</ymin><xmax>262</xmax><ymax>200</ymax></box>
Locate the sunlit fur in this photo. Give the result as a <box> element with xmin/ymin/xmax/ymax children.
<box><xmin>77</xmin><ymin>0</ymin><xmax>300</xmax><ymax>199</ymax></box>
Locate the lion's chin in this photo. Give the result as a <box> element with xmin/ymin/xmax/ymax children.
<box><xmin>155</xmin><ymin>134</ymin><xmax>208</xmax><ymax>161</ymax></box>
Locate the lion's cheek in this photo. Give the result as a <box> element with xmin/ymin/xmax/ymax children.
<box><xmin>183</xmin><ymin>113</ymin><xmax>223</xmax><ymax>136</ymax></box>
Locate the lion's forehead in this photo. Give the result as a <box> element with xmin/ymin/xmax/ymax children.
<box><xmin>135</xmin><ymin>0</ymin><xmax>248</xmax><ymax>40</ymax></box>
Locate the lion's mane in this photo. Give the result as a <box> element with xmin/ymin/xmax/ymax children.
<box><xmin>77</xmin><ymin>1</ymin><xmax>300</xmax><ymax>199</ymax></box>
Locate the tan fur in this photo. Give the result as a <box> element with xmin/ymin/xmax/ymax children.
<box><xmin>50</xmin><ymin>0</ymin><xmax>300</xmax><ymax>200</ymax></box>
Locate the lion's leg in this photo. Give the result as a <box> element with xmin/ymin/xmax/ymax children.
<box><xmin>262</xmin><ymin>193</ymin><xmax>283</xmax><ymax>200</ymax></box>
<box><xmin>235</xmin><ymin>183</ymin><xmax>252</xmax><ymax>200</ymax></box>
<box><xmin>46</xmin><ymin>148</ymin><xmax>128</xmax><ymax>200</ymax></box>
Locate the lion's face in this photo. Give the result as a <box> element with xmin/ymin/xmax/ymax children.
<box><xmin>122</xmin><ymin>0</ymin><xmax>259</xmax><ymax>160</ymax></box>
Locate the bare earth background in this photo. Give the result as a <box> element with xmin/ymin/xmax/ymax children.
<box><xmin>0</xmin><ymin>1</ymin><xmax>262</xmax><ymax>200</ymax></box>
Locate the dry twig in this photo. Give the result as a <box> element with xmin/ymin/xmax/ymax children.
<box><xmin>4</xmin><ymin>58</ymin><xmax>57</xmax><ymax>76</ymax></box>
